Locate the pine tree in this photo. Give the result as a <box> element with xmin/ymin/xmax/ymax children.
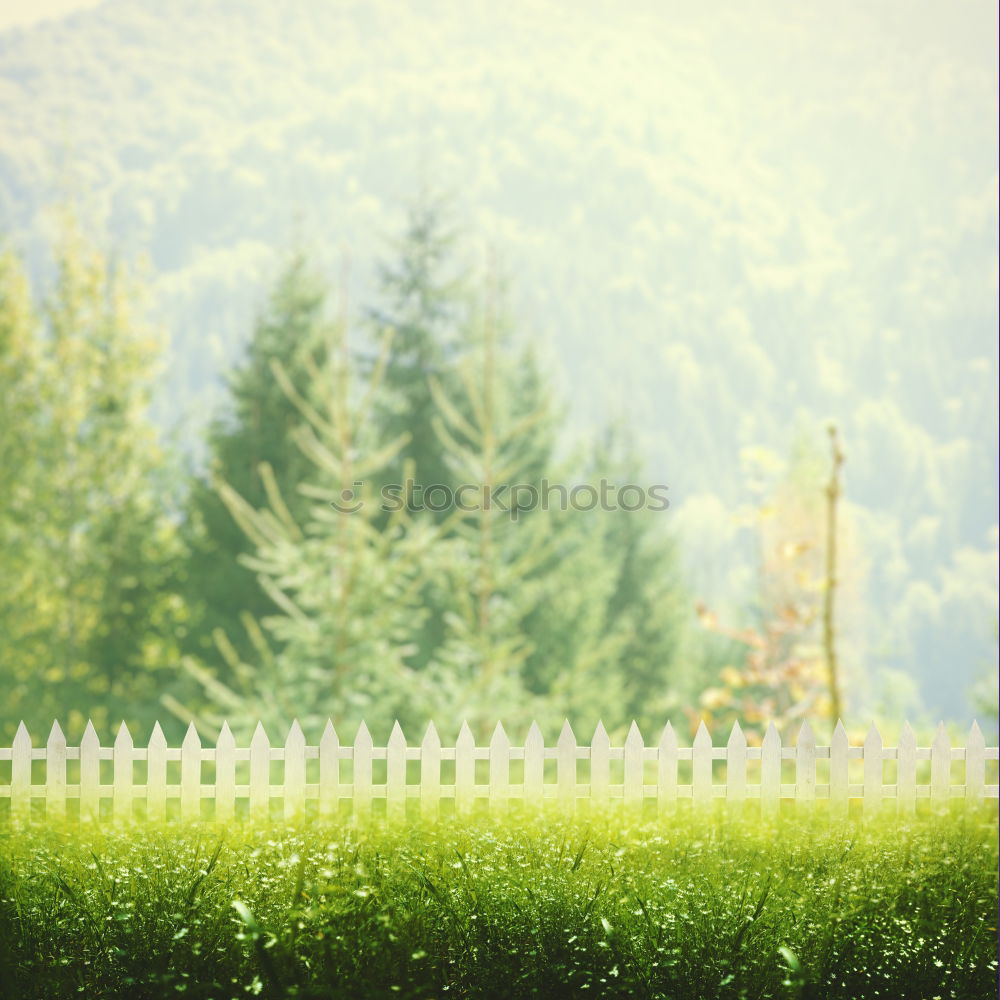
<box><xmin>365</xmin><ymin>197</ymin><xmax>468</xmax><ymax>505</ymax></box>
<box><xmin>176</xmin><ymin>308</ymin><xmax>439</xmax><ymax>741</ymax></box>
<box><xmin>181</xmin><ymin>252</ymin><xmax>330</xmax><ymax>675</ymax></box>
<box><xmin>418</xmin><ymin>271</ymin><xmax>573</xmax><ymax>736</ymax></box>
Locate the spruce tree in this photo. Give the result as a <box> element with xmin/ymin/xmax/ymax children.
<box><xmin>182</xmin><ymin>252</ymin><xmax>330</xmax><ymax>675</ymax></box>
<box><xmin>177</xmin><ymin>310</ymin><xmax>437</xmax><ymax>740</ymax></box>
<box><xmin>366</xmin><ymin>198</ymin><xmax>467</xmax><ymax>504</ymax></box>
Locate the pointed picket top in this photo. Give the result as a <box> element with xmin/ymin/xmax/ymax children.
<box><xmin>388</xmin><ymin>720</ymin><xmax>406</xmax><ymax>748</ymax></box>
<box><xmin>454</xmin><ymin>720</ymin><xmax>476</xmax><ymax>815</ymax></box>
<box><xmin>794</xmin><ymin>719</ymin><xmax>816</xmax><ymax>804</ymax></box>
<box><xmin>864</xmin><ymin>721</ymin><xmax>882</xmax><ymax>750</ymax></box>
<box><xmin>966</xmin><ymin>720</ymin><xmax>986</xmax><ymax>801</ymax></box>
<box><xmin>623</xmin><ymin>721</ymin><xmax>644</xmax><ymax>808</ymax></box>
<box><xmin>422</xmin><ymin>720</ymin><xmax>441</xmax><ymax>749</ymax></box>
<box><xmin>659</xmin><ymin>720</ymin><xmax>678</xmax><ymax>752</ymax></box>
<box><xmin>967</xmin><ymin>719</ymin><xmax>984</xmax><ymax>752</ymax></box>
<box><xmin>114</xmin><ymin>721</ymin><xmax>133</xmax><ymax>750</ymax></box>
<box><xmin>490</xmin><ymin>720</ymin><xmax>510</xmax><ymax>749</ymax></box>
<box><xmin>727</xmin><ymin>720</ymin><xmax>747</xmax><ymax>750</ymax></box>
<box><xmin>556</xmin><ymin>718</ymin><xmax>577</xmax><ymax>811</ymax></box>
<box><xmin>691</xmin><ymin>719</ymin><xmax>713</xmax><ymax>804</ymax></box>
<box><xmin>44</xmin><ymin>720</ymin><xmax>68</xmax><ymax>820</ymax></box>
<box><xmin>762</xmin><ymin>721</ymin><xmax>781</xmax><ymax>750</ymax></box>
<box><xmin>10</xmin><ymin>722</ymin><xmax>31</xmax><ymax>824</ymax></box>
<box><xmin>862</xmin><ymin>721</ymin><xmax>883</xmax><ymax>814</ymax></box>
<box><xmin>149</xmin><ymin>720</ymin><xmax>167</xmax><ymax>749</ymax></box>
<box><xmin>286</xmin><ymin>718</ymin><xmax>306</xmax><ymax>748</ymax></box>
<box><xmin>625</xmin><ymin>720</ymin><xmax>644</xmax><ymax>749</ymax></box>
<box><xmin>932</xmin><ymin>721</ymin><xmax>950</xmax><ymax>751</ymax></box>
<box><xmin>525</xmin><ymin>720</ymin><xmax>544</xmax><ymax>751</ymax></box>
<box><xmin>829</xmin><ymin>718</ymin><xmax>849</xmax><ymax>815</ymax></box>
<box><xmin>895</xmin><ymin>719</ymin><xmax>917</xmax><ymax>813</ymax></box>
<box><xmin>760</xmin><ymin>721</ymin><xmax>781</xmax><ymax>813</ymax></box>
<box><xmin>456</xmin><ymin>720</ymin><xmax>475</xmax><ymax>749</ymax></box>
<box><xmin>558</xmin><ymin>719</ymin><xmax>576</xmax><ymax>749</ymax></box>
<box><xmin>590</xmin><ymin>720</ymin><xmax>611</xmax><ymax>806</ymax></box>
<box><xmin>181</xmin><ymin>721</ymin><xmax>201</xmax><ymax>750</ymax></box>
<box><xmin>251</xmin><ymin>721</ymin><xmax>270</xmax><ymax>748</ymax></box>
<box><xmin>217</xmin><ymin>720</ymin><xmax>235</xmax><ymax>749</ymax></box>
<box><xmin>930</xmin><ymin>721</ymin><xmax>951</xmax><ymax>802</ymax></box>
<box><xmin>523</xmin><ymin>721</ymin><xmax>545</xmax><ymax>805</ymax></box>
<box><xmin>831</xmin><ymin>719</ymin><xmax>848</xmax><ymax>749</ymax></box>
<box><xmin>81</xmin><ymin>719</ymin><xmax>100</xmax><ymax>749</ymax></box>
<box><xmin>898</xmin><ymin>720</ymin><xmax>916</xmax><ymax>751</ymax></box>
<box><xmin>320</xmin><ymin>718</ymin><xmax>338</xmax><ymax>747</ymax></box>
<box><xmin>725</xmin><ymin>720</ymin><xmax>747</xmax><ymax>805</ymax></box>
<box><xmin>796</xmin><ymin>720</ymin><xmax>816</xmax><ymax>750</ymax></box>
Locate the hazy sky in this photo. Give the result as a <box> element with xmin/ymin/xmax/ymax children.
<box><xmin>0</xmin><ymin>0</ymin><xmax>103</xmax><ymax>31</ymax></box>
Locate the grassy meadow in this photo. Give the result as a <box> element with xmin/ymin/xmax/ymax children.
<box><xmin>0</xmin><ymin>811</ymin><xmax>996</xmax><ymax>1000</ymax></box>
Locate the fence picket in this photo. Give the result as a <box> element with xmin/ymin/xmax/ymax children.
<box><xmin>489</xmin><ymin>722</ymin><xmax>510</xmax><ymax>814</ymax></box>
<box><xmin>2</xmin><ymin>717</ymin><xmax>996</xmax><ymax>827</ymax></box>
<box><xmin>863</xmin><ymin>723</ymin><xmax>882</xmax><ymax>816</ymax></box>
<box><xmin>215</xmin><ymin>722</ymin><xmax>236</xmax><ymax>822</ymax></box>
<box><xmin>46</xmin><ymin>721</ymin><xmax>67</xmax><ymax>821</ymax></box>
<box><xmin>830</xmin><ymin>720</ymin><xmax>849</xmax><ymax>816</ymax></box>
<box><xmin>284</xmin><ymin>720</ymin><xmax>306</xmax><ymax>820</ymax></box>
<box><xmin>930</xmin><ymin>723</ymin><xmax>950</xmax><ymax>805</ymax></box>
<box><xmin>726</xmin><ymin>721</ymin><xmax>746</xmax><ymax>805</ymax></box>
<box><xmin>761</xmin><ymin>722</ymin><xmax>780</xmax><ymax>815</ymax></box>
<box><xmin>420</xmin><ymin>722</ymin><xmax>441</xmax><ymax>820</ymax></box>
<box><xmin>692</xmin><ymin>721</ymin><xmax>712</xmax><ymax>807</ymax></box>
<box><xmin>318</xmin><ymin>720</ymin><xmax>339</xmax><ymax>818</ymax></box>
<box><xmin>796</xmin><ymin>721</ymin><xmax>816</xmax><ymax>804</ymax></box>
<box><xmin>966</xmin><ymin>721</ymin><xmax>985</xmax><ymax>802</ymax></box>
<box><xmin>623</xmin><ymin>721</ymin><xmax>644</xmax><ymax>812</ymax></box>
<box><xmin>897</xmin><ymin>721</ymin><xmax>916</xmax><ymax>814</ymax></box>
<box><xmin>387</xmin><ymin>722</ymin><xmax>407</xmax><ymax>821</ymax></box>
<box><xmin>524</xmin><ymin>721</ymin><xmax>544</xmax><ymax>810</ymax></box>
<box><xmin>181</xmin><ymin>723</ymin><xmax>202</xmax><ymax>821</ymax></box>
<box><xmin>113</xmin><ymin>722</ymin><xmax>134</xmax><ymax>822</ymax></box>
<box><xmin>147</xmin><ymin>722</ymin><xmax>167</xmax><ymax>822</ymax></box>
<box><xmin>249</xmin><ymin>722</ymin><xmax>270</xmax><ymax>822</ymax></box>
<box><xmin>590</xmin><ymin>721</ymin><xmax>610</xmax><ymax>811</ymax></box>
<box><xmin>658</xmin><ymin>722</ymin><xmax>678</xmax><ymax>813</ymax></box>
<box><xmin>11</xmin><ymin>722</ymin><xmax>30</xmax><ymax>825</ymax></box>
<box><xmin>80</xmin><ymin>720</ymin><xmax>101</xmax><ymax>822</ymax></box>
<box><xmin>455</xmin><ymin>722</ymin><xmax>475</xmax><ymax>815</ymax></box>
<box><xmin>557</xmin><ymin>720</ymin><xmax>576</xmax><ymax>814</ymax></box>
<box><xmin>352</xmin><ymin>722</ymin><xmax>373</xmax><ymax>820</ymax></box>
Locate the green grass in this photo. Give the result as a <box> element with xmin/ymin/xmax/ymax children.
<box><xmin>0</xmin><ymin>811</ymin><xmax>996</xmax><ymax>1000</ymax></box>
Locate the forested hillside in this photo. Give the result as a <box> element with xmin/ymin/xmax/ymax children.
<box><xmin>0</xmin><ymin>0</ymin><xmax>996</xmax><ymax>720</ymax></box>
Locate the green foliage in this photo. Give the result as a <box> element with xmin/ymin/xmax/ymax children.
<box><xmin>0</xmin><ymin>813</ymin><xmax>995</xmax><ymax>999</ymax></box>
<box><xmin>0</xmin><ymin>226</ymin><xmax>186</xmax><ymax>740</ymax></box>
<box><xmin>366</xmin><ymin>196</ymin><xmax>469</xmax><ymax>505</ymax></box>
<box><xmin>181</xmin><ymin>253</ymin><xmax>332</xmax><ymax>676</ymax></box>
<box><xmin>182</xmin><ymin>210</ymin><xmax>693</xmax><ymax>740</ymax></box>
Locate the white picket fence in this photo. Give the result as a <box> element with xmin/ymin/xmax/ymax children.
<box><xmin>1</xmin><ymin>718</ymin><xmax>997</xmax><ymax>824</ymax></box>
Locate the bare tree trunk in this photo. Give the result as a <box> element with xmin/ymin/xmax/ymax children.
<box><xmin>823</xmin><ymin>424</ymin><xmax>844</xmax><ymax>724</ymax></box>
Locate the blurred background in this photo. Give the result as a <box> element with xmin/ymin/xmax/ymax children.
<box><xmin>0</xmin><ymin>0</ymin><xmax>996</xmax><ymax>746</ymax></box>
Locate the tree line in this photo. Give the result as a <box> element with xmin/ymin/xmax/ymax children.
<box><xmin>0</xmin><ymin>205</ymin><xmax>696</xmax><ymax>743</ymax></box>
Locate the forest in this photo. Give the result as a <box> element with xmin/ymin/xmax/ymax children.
<box><xmin>0</xmin><ymin>0</ymin><xmax>997</xmax><ymax>743</ymax></box>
